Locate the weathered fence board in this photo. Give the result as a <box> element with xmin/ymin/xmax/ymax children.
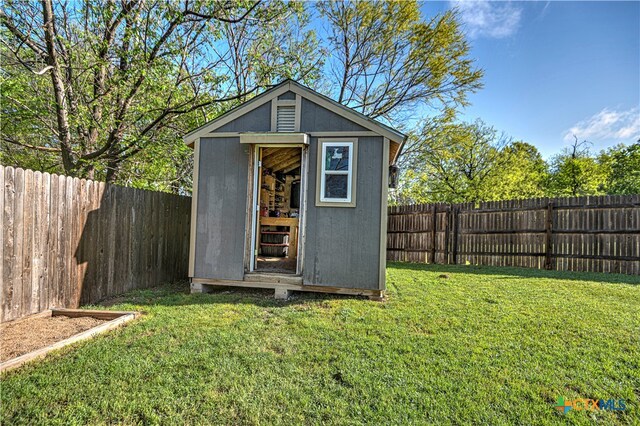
<box><xmin>388</xmin><ymin>195</ymin><xmax>640</xmax><ymax>275</ymax></box>
<box><xmin>0</xmin><ymin>166</ymin><xmax>191</xmax><ymax>322</ymax></box>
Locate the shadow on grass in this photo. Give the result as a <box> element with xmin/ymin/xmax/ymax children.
<box><xmin>97</xmin><ymin>281</ymin><xmax>365</xmax><ymax>309</ymax></box>
<box><xmin>389</xmin><ymin>261</ymin><xmax>640</xmax><ymax>285</ymax></box>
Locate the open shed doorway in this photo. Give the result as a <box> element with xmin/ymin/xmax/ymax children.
<box><xmin>255</xmin><ymin>146</ymin><xmax>303</xmax><ymax>274</ymax></box>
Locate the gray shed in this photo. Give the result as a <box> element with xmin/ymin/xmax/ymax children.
<box><xmin>184</xmin><ymin>80</ymin><xmax>406</xmax><ymax>299</ymax></box>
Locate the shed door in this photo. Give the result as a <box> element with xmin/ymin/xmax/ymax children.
<box><xmin>249</xmin><ymin>144</ymin><xmax>308</xmax><ymax>275</ymax></box>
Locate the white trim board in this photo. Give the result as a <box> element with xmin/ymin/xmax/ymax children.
<box><xmin>188</xmin><ymin>138</ymin><xmax>200</xmax><ymax>277</ymax></box>
<box><xmin>315</xmin><ymin>138</ymin><xmax>358</xmax><ymax>208</ymax></box>
<box><xmin>239</xmin><ymin>133</ymin><xmax>309</xmax><ymax>145</ymax></box>
<box><xmin>379</xmin><ymin>138</ymin><xmax>390</xmax><ymax>290</ymax></box>
<box><xmin>195</xmin><ymin>131</ymin><xmax>378</xmax><ymax>139</ymax></box>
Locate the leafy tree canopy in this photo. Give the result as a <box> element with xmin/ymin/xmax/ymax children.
<box><xmin>6</xmin><ymin>0</ymin><xmax>633</xmax><ymax>202</ymax></box>
<box><xmin>318</xmin><ymin>0</ymin><xmax>483</xmax><ymax>123</ymax></box>
<box><xmin>1</xmin><ymin>0</ymin><xmax>483</xmax><ymax>194</ymax></box>
<box><xmin>1</xmin><ymin>0</ymin><xmax>321</xmax><ymax>191</ymax></box>
<box><xmin>546</xmin><ymin>137</ymin><xmax>608</xmax><ymax>197</ymax></box>
<box><xmin>481</xmin><ymin>141</ymin><xmax>549</xmax><ymax>201</ymax></box>
<box><xmin>598</xmin><ymin>141</ymin><xmax>640</xmax><ymax>195</ymax></box>
<box><xmin>396</xmin><ymin>118</ymin><xmax>511</xmax><ymax>204</ymax></box>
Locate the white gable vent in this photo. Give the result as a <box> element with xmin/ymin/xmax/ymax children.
<box><xmin>276</xmin><ymin>105</ymin><xmax>296</xmax><ymax>132</ymax></box>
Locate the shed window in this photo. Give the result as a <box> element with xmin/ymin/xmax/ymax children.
<box><xmin>317</xmin><ymin>139</ymin><xmax>357</xmax><ymax>207</ymax></box>
<box><xmin>276</xmin><ymin>105</ymin><xmax>296</xmax><ymax>132</ymax></box>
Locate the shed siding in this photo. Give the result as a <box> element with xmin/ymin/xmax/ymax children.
<box><xmin>303</xmin><ymin>136</ymin><xmax>383</xmax><ymax>289</ymax></box>
<box><xmin>299</xmin><ymin>98</ymin><xmax>369</xmax><ymax>133</ymax></box>
<box><xmin>215</xmin><ymin>102</ymin><xmax>272</xmax><ymax>133</ymax></box>
<box><xmin>192</xmin><ymin>89</ymin><xmax>389</xmax><ymax>292</ymax></box>
<box><xmin>194</xmin><ymin>137</ymin><xmax>249</xmax><ymax>280</ymax></box>
<box><xmin>278</xmin><ymin>91</ymin><xmax>296</xmax><ymax>100</ymax></box>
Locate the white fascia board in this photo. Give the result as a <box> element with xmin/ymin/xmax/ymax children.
<box><xmin>239</xmin><ymin>133</ymin><xmax>309</xmax><ymax>145</ymax></box>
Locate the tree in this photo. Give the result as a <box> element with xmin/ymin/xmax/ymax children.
<box><xmin>1</xmin><ymin>0</ymin><xmax>320</xmax><ymax>186</ymax></box>
<box><xmin>2</xmin><ymin>0</ymin><xmax>481</xmax><ymax>194</ymax></box>
<box><xmin>481</xmin><ymin>141</ymin><xmax>548</xmax><ymax>200</ymax></box>
<box><xmin>220</xmin><ymin>3</ymin><xmax>323</xmax><ymax>100</ymax></box>
<box><xmin>0</xmin><ymin>55</ymin><xmax>61</xmax><ymax>172</ymax></box>
<box><xmin>318</xmin><ymin>0</ymin><xmax>483</xmax><ymax>203</ymax></box>
<box><xmin>547</xmin><ymin>136</ymin><xmax>607</xmax><ymax>196</ymax></box>
<box><xmin>396</xmin><ymin>119</ymin><xmax>510</xmax><ymax>203</ymax></box>
<box><xmin>317</xmin><ymin>0</ymin><xmax>483</xmax><ymax>124</ymax></box>
<box><xmin>599</xmin><ymin>141</ymin><xmax>640</xmax><ymax>195</ymax></box>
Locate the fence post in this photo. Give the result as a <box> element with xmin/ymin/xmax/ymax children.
<box><xmin>452</xmin><ymin>206</ymin><xmax>459</xmax><ymax>265</ymax></box>
<box><xmin>545</xmin><ymin>201</ymin><xmax>554</xmax><ymax>270</ymax></box>
<box><xmin>431</xmin><ymin>204</ymin><xmax>437</xmax><ymax>264</ymax></box>
<box><xmin>444</xmin><ymin>207</ymin><xmax>451</xmax><ymax>264</ymax></box>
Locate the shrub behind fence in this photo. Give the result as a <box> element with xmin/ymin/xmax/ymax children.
<box><xmin>1</xmin><ymin>166</ymin><xmax>191</xmax><ymax>322</ymax></box>
<box><xmin>387</xmin><ymin>196</ymin><xmax>640</xmax><ymax>275</ymax></box>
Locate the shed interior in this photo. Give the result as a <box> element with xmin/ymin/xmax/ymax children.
<box><xmin>256</xmin><ymin>147</ymin><xmax>302</xmax><ymax>273</ymax></box>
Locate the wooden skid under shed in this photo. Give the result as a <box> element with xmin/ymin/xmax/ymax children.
<box><xmin>0</xmin><ymin>309</ymin><xmax>138</xmax><ymax>373</ymax></box>
<box><xmin>191</xmin><ymin>277</ymin><xmax>384</xmax><ymax>300</ymax></box>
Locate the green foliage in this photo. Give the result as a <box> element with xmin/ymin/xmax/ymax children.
<box><xmin>546</xmin><ymin>138</ymin><xmax>608</xmax><ymax>197</ymax></box>
<box><xmin>1</xmin><ymin>265</ymin><xmax>638</xmax><ymax>424</ymax></box>
<box><xmin>599</xmin><ymin>142</ymin><xmax>640</xmax><ymax>195</ymax></box>
<box><xmin>318</xmin><ymin>1</ymin><xmax>483</xmax><ymax>121</ymax></box>
<box><xmin>2</xmin><ymin>0</ymin><xmax>485</xmax><ymax>194</ymax></box>
<box><xmin>4</xmin><ymin>0</ymin><xmax>633</xmax><ymax>202</ymax></box>
<box><xmin>117</xmin><ymin>139</ymin><xmax>194</xmax><ymax>194</ymax></box>
<box><xmin>397</xmin><ymin>118</ymin><xmax>511</xmax><ymax>203</ymax></box>
<box><xmin>1</xmin><ymin>1</ymin><xmax>322</xmax><ymax>192</ymax></box>
<box><xmin>0</xmin><ymin>37</ymin><xmax>61</xmax><ymax>173</ymax></box>
<box><xmin>481</xmin><ymin>141</ymin><xmax>549</xmax><ymax>200</ymax></box>
<box><xmin>397</xmin><ymin>122</ymin><xmax>640</xmax><ymax>204</ymax></box>
<box><xmin>217</xmin><ymin>0</ymin><xmax>324</xmax><ymax>98</ymax></box>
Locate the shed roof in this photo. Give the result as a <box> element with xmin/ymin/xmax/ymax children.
<box><xmin>183</xmin><ymin>79</ymin><xmax>407</xmax><ymax>154</ymax></box>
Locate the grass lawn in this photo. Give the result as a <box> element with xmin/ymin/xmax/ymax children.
<box><xmin>1</xmin><ymin>263</ymin><xmax>639</xmax><ymax>425</ymax></box>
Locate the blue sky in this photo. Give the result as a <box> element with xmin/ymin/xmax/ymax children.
<box><xmin>420</xmin><ymin>1</ymin><xmax>640</xmax><ymax>158</ymax></box>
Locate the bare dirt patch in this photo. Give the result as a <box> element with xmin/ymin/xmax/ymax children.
<box><xmin>1</xmin><ymin>315</ymin><xmax>107</xmax><ymax>362</ymax></box>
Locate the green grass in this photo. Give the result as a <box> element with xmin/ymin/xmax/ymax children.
<box><xmin>1</xmin><ymin>263</ymin><xmax>639</xmax><ymax>425</ymax></box>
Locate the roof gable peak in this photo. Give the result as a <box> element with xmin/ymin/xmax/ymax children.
<box><xmin>183</xmin><ymin>80</ymin><xmax>406</xmax><ymax>145</ymax></box>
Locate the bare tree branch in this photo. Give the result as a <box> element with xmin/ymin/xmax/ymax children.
<box><xmin>2</xmin><ymin>136</ymin><xmax>62</xmax><ymax>152</ymax></box>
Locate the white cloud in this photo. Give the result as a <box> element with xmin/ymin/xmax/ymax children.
<box><xmin>450</xmin><ymin>1</ymin><xmax>523</xmax><ymax>39</ymax></box>
<box><xmin>564</xmin><ymin>107</ymin><xmax>640</xmax><ymax>142</ymax></box>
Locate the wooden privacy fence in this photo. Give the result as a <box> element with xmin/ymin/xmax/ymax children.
<box><xmin>1</xmin><ymin>166</ymin><xmax>191</xmax><ymax>322</ymax></box>
<box><xmin>387</xmin><ymin>195</ymin><xmax>640</xmax><ymax>275</ymax></box>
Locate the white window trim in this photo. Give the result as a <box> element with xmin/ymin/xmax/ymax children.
<box><xmin>316</xmin><ymin>138</ymin><xmax>358</xmax><ymax>208</ymax></box>
<box><xmin>320</xmin><ymin>142</ymin><xmax>352</xmax><ymax>203</ymax></box>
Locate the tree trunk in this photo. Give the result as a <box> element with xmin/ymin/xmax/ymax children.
<box><xmin>41</xmin><ymin>0</ymin><xmax>75</xmax><ymax>173</ymax></box>
<box><xmin>105</xmin><ymin>159</ymin><xmax>120</xmax><ymax>183</ymax></box>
